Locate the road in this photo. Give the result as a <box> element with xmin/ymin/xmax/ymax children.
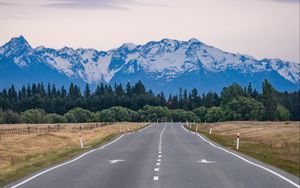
<box><xmin>5</xmin><ymin>123</ymin><xmax>300</xmax><ymax>188</ymax></box>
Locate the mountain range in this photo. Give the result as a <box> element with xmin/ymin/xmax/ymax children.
<box><xmin>0</xmin><ymin>36</ymin><xmax>299</xmax><ymax>94</ymax></box>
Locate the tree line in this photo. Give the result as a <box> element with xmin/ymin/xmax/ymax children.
<box><xmin>0</xmin><ymin>79</ymin><xmax>299</xmax><ymax>124</ymax></box>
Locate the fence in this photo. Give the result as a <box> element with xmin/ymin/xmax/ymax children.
<box><xmin>71</xmin><ymin>122</ymin><xmax>113</xmax><ymax>131</ymax></box>
<box><xmin>0</xmin><ymin>122</ymin><xmax>113</xmax><ymax>139</ymax></box>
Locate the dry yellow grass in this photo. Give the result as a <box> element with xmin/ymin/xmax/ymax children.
<box><xmin>201</xmin><ymin>121</ymin><xmax>299</xmax><ymax>160</ymax></box>
<box><xmin>194</xmin><ymin>121</ymin><xmax>300</xmax><ymax>176</ymax></box>
<box><xmin>0</xmin><ymin>122</ymin><xmax>146</xmax><ymax>185</ymax></box>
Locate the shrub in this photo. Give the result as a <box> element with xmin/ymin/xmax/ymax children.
<box><xmin>21</xmin><ymin>109</ymin><xmax>46</xmax><ymax>123</ymax></box>
<box><xmin>44</xmin><ymin>113</ymin><xmax>68</xmax><ymax>123</ymax></box>
<box><xmin>205</xmin><ymin>107</ymin><xmax>225</xmax><ymax>122</ymax></box>
<box><xmin>275</xmin><ymin>105</ymin><xmax>290</xmax><ymax>121</ymax></box>
<box><xmin>193</xmin><ymin>107</ymin><xmax>207</xmax><ymax>122</ymax></box>
<box><xmin>64</xmin><ymin>108</ymin><xmax>92</xmax><ymax>123</ymax></box>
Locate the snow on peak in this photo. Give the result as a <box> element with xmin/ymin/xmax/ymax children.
<box><xmin>188</xmin><ymin>38</ymin><xmax>201</xmax><ymax>44</ymax></box>
<box><xmin>122</xmin><ymin>43</ymin><xmax>137</xmax><ymax>51</ymax></box>
<box><xmin>1</xmin><ymin>36</ymin><xmax>299</xmax><ymax>84</ymax></box>
<box><xmin>5</xmin><ymin>35</ymin><xmax>30</xmax><ymax>50</ymax></box>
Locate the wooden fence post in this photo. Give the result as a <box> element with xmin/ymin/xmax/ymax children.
<box><xmin>11</xmin><ymin>154</ymin><xmax>15</xmax><ymax>166</ymax></box>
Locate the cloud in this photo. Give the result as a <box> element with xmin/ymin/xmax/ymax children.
<box><xmin>43</xmin><ymin>0</ymin><xmax>170</xmax><ymax>10</ymax></box>
<box><xmin>0</xmin><ymin>2</ymin><xmax>19</xmax><ymax>6</ymax></box>
<box><xmin>45</xmin><ymin>0</ymin><xmax>129</xmax><ymax>10</ymax></box>
<box><xmin>271</xmin><ymin>0</ymin><xmax>299</xmax><ymax>3</ymax></box>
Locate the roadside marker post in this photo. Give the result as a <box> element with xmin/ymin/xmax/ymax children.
<box><xmin>196</xmin><ymin>126</ymin><xmax>198</xmax><ymax>132</ymax></box>
<box><xmin>79</xmin><ymin>130</ymin><xmax>84</xmax><ymax>149</ymax></box>
<box><xmin>209</xmin><ymin>124</ymin><xmax>213</xmax><ymax>135</ymax></box>
<box><xmin>236</xmin><ymin>133</ymin><xmax>240</xmax><ymax>150</ymax></box>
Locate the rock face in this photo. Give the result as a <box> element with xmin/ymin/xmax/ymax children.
<box><xmin>0</xmin><ymin>36</ymin><xmax>299</xmax><ymax>93</ymax></box>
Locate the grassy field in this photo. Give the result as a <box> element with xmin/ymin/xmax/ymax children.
<box><xmin>186</xmin><ymin>121</ymin><xmax>300</xmax><ymax>177</ymax></box>
<box><xmin>0</xmin><ymin>122</ymin><xmax>147</xmax><ymax>186</ymax></box>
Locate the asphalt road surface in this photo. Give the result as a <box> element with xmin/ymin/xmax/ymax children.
<box><xmin>5</xmin><ymin>123</ymin><xmax>300</xmax><ymax>188</ymax></box>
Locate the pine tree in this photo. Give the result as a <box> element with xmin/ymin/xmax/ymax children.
<box><xmin>247</xmin><ymin>82</ymin><xmax>253</xmax><ymax>96</ymax></box>
<box><xmin>126</xmin><ymin>82</ymin><xmax>132</xmax><ymax>97</ymax></box>
<box><xmin>84</xmin><ymin>83</ymin><xmax>91</xmax><ymax>98</ymax></box>
<box><xmin>262</xmin><ymin>79</ymin><xmax>277</xmax><ymax>120</ymax></box>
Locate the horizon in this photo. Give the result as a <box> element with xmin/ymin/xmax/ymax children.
<box><xmin>1</xmin><ymin>35</ymin><xmax>298</xmax><ymax>63</ymax></box>
<box><xmin>0</xmin><ymin>0</ymin><xmax>299</xmax><ymax>63</ymax></box>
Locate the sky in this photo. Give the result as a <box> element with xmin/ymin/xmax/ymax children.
<box><xmin>0</xmin><ymin>0</ymin><xmax>299</xmax><ymax>63</ymax></box>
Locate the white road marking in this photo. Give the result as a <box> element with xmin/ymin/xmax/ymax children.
<box><xmin>159</xmin><ymin>151</ymin><xmax>162</xmax><ymax>154</ymax></box>
<box><xmin>154</xmin><ymin>168</ymin><xmax>159</xmax><ymax>171</ymax></box>
<box><xmin>159</xmin><ymin>124</ymin><xmax>168</xmax><ymax>148</ymax></box>
<box><xmin>157</xmin><ymin>159</ymin><xmax>161</xmax><ymax>162</ymax></box>
<box><xmin>197</xmin><ymin>159</ymin><xmax>215</xmax><ymax>164</ymax></box>
<box><xmin>153</xmin><ymin>176</ymin><xmax>159</xmax><ymax>181</ymax></box>
<box><xmin>108</xmin><ymin>159</ymin><xmax>125</xmax><ymax>164</ymax></box>
<box><xmin>138</xmin><ymin>123</ymin><xmax>154</xmax><ymax>132</ymax></box>
<box><xmin>9</xmin><ymin>134</ymin><xmax>126</xmax><ymax>188</ymax></box>
<box><xmin>181</xmin><ymin>124</ymin><xmax>300</xmax><ymax>188</ymax></box>
<box><xmin>158</xmin><ymin>155</ymin><xmax>162</xmax><ymax>158</ymax></box>
<box><xmin>156</xmin><ymin>163</ymin><xmax>160</xmax><ymax>166</ymax></box>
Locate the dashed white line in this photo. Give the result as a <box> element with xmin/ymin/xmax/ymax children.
<box><xmin>152</xmin><ymin>124</ymin><xmax>168</xmax><ymax>183</ymax></box>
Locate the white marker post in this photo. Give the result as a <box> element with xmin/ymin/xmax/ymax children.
<box><xmin>119</xmin><ymin>126</ymin><xmax>122</xmax><ymax>133</ymax></box>
<box><xmin>196</xmin><ymin>126</ymin><xmax>198</xmax><ymax>133</ymax></box>
<box><xmin>209</xmin><ymin>124</ymin><xmax>213</xmax><ymax>135</ymax></box>
<box><xmin>79</xmin><ymin>131</ymin><xmax>84</xmax><ymax>149</ymax></box>
<box><xmin>236</xmin><ymin>133</ymin><xmax>240</xmax><ymax>150</ymax></box>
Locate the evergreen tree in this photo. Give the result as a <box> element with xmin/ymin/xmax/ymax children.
<box><xmin>262</xmin><ymin>79</ymin><xmax>278</xmax><ymax>120</ymax></box>
<box><xmin>84</xmin><ymin>83</ymin><xmax>91</xmax><ymax>98</ymax></box>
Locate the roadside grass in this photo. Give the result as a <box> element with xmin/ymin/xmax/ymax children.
<box><xmin>0</xmin><ymin>122</ymin><xmax>147</xmax><ymax>187</ymax></box>
<box><xmin>185</xmin><ymin>122</ymin><xmax>300</xmax><ymax>177</ymax></box>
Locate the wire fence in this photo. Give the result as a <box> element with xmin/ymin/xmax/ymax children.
<box><xmin>0</xmin><ymin>122</ymin><xmax>113</xmax><ymax>139</ymax></box>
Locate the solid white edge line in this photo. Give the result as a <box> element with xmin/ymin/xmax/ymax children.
<box><xmin>9</xmin><ymin>134</ymin><xmax>126</xmax><ymax>188</ymax></box>
<box><xmin>181</xmin><ymin>124</ymin><xmax>300</xmax><ymax>188</ymax></box>
<box><xmin>138</xmin><ymin>123</ymin><xmax>154</xmax><ymax>132</ymax></box>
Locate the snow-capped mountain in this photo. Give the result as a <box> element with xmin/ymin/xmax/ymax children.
<box><xmin>0</xmin><ymin>36</ymin><xmax>299</xmax><ymax>93</ymax></box>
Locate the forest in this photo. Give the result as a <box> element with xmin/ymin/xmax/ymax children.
<box><xmin>0</xmin><ymin>79</ymin><xmax>299</xmax><ymax>124</ymax></box>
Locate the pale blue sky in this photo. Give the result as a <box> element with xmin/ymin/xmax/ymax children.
<box><xmin>0</xmin><ymin>0</ymin><xmax>299</xmax><ymax>63</ymax></box>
